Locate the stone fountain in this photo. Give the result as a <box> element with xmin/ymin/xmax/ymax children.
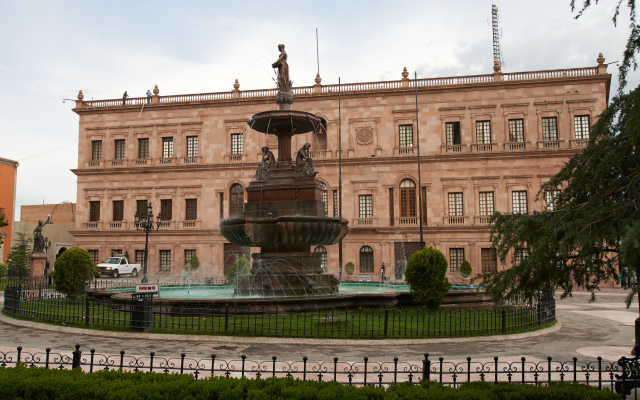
<box><xmin>220</xmin><ymin>44</ymin><xmax>349</xmax><ymax>296</ymax></box>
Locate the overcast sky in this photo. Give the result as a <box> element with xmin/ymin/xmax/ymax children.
<box><xmin>1</xmin><ymin>0</ymin><xmax>637</xmax><ymax>220</ymax></box>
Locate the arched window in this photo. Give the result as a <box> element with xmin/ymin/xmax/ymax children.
<box><xmin>400</xmin><ymin>179</ymin><xmax>416</xmax><ymax>218</ymax></box>
<box><xmin>359</xmin><ymin>246</ymin><xmax>374</xmax><ymax>273</ymax></box>
<box><xmin>320</xmin><ymin>182</ymin><xmax>328</xmax><ymax>213</ymax></box>
<box><xmin>229</xmin><ymin>184</ymin><xmax>244</xmax><ymax>218</ymax></box>
<box><xmin>314</xmin><ymin>246</ymin><xmax>327</xmax><ymax>271</ymax></box>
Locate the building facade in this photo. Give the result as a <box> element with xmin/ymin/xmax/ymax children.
<box><xmin>0</xmin><ymin>157</ymin><xmax>19</xmax><ymax>263</ymax></box>
<box><xmin>71</xmin><ymin>56</ymin><xmax>611</xmax><ymax>282</ymax></box>
<box><xmin>18</xmin><ymin>203</ymin><xmax>76</xmax><ymax>266</ymax></box>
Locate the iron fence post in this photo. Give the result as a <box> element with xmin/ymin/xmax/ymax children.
<box><xmin>72</xmin><ymin>344</ymin><xmax>82</xmax><ymax>369</ymax></box>
<box><xmin>384</xmin><ymin>307</ymin><xmax>389</xmax><ymax>337</ymax></box>
<box><xmin>501</xmin><ymin>308</ymin><xmax>507</xmax><ymax>333</ymax></box>
<box><xmin>423</xmin><ymin>353</ymin><xmax>430</xmax><ymax>381</ymax></box>
<box><xmin>85</xmin><ymin>297</ymin><xmax>89</xmax><ymax>327</ymax></box>
<box><xmin>225</xmin><ymin>303</ymin><xmax>229</xmax><ymax>332</ymax></box>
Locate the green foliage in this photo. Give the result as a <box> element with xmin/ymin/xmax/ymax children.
<box><xmin>0</xmin><ymin>263</ymin><xmax>6</xmax><ymax>278</ymax></box>
<box><xmin>482</xmin><ymin>85</ymin><xmax>640</xmax><ymax>302</ymax></box>
<box><xmin>226</xmin><ymin>257</ymin><xmax>250</xmax><ymax>281</ymax></box>
<box><xmin>344</xmin><ymin>262</ymin><xmax>355</xmax><ymax>275</ymax></box>
<box><xmin>188</xmin><ymin>254</ymin><xmax>200</xmax><ymax>270</ymax></box>
<box><xmin>7</xmin><ymin>232</ymin><xmax>31</xmax><ymax>275</ymax></box>
<box><xmin>460</xmin><ymin>261</ymin><xmax>472</xmax><ymax>278</ymax></box>
<box><xmin>404</xmin><ymin>247</ymin><xmax>451</xmax><ymax>310</ymax></box>
<box><xmin>52</xmin><ymin>247</ymin><xmax>98</xmax><ymax>298</ymax></box>
<box><xmin>0</xmin><ymin>366</ymin><xmax>620</xmax><ymax>400</ymax></box>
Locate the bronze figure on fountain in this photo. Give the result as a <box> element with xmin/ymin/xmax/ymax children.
<box><xmin>273</xmin><ymin>44</ymin><xmax>293</xmax><ymax>107</ymax></box>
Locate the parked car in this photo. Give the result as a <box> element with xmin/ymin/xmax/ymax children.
<box><xmin>97</xmin><ymin>256</ymin><xmax>141</xmax><ymax>278</ymax></box>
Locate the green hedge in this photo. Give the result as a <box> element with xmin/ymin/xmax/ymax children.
<box><xmin>0</xmin><ymin>365</ymin><xmax>622</xmax><ymax>400</ymax></box>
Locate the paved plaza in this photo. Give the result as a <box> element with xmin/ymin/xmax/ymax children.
<box><xmin>0</xmin><ymin>288</ymin><xmax>636</xmax><ymax>364</ymax></box>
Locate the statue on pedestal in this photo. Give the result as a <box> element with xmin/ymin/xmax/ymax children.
<box><xmin>253</xmin><ymin>146</ymin><xmax>276</xmax><ymax>181</ymax></box>
<box><xmin>295</xmin><ymin>143</ymin><xmax>317</xmax><ymax>178</ymax></box>
<box><xmin>272</xmin><ymin>44</ymin><xmax>293</xmax><ymax>105</ymax></box>
<box><xmin>32</xmin><ymin>217</ymin><xmax>51</xmax><ymax>254</ymax></box>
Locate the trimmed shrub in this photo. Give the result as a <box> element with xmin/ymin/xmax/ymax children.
<box><xmin>344</xmin><ymin>262</ymin><xmax>355</xmax><ymax>276</ymax></box>
<box><xmin>226</xmin><ymin>257</ymin><xmax>250</xmax><ymax>282</ymax></box>
<box><xmin>460</xmin><ymin>260</ymin><xmax>472</xmax><ymax>278</ymax></box>
<box><xmin>188</xmin><ymin>254</ymin><xmax>200</xmax><ymax>270</ymax></box>
<box><xmin>404</xmin><ymin>247</ymin><xmax>451</xmax><ymax>310</ymax></box>
<box><xmin>52</xmin><ymin>248</ymin><xmax>99</xmax><ymax>299</ymax></box>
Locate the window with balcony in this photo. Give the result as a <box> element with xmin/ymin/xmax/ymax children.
<box><xmin>359</xmin><ymin>194</ymin><xmax>373</xmax><ymax>224</ymax></box>
<box><xmin>231</xmin><ymin>133</ymin><xmax>243</xmax><ymax>155</ymax></box>
<box><xmin>114</xmin><ymin>139</ymin><xmax>125</xmax><ymax>160</ymax></box>
<box><xmin>314</xmin><ymin>246</ymin><xmax>327</xmax><ymax>271</ymax></box>
<box><xmin>138</xmin><ymin>138</ymin><xmax>149</xmax><ymax>159</ymax></box>
<box><xmin>136</xmin><ymin>200</ymin><xmax>148</xmax><ymax>217</ymax></box>
<box><xmin>542</xmin><ymin>117</ymin><xmax>558</xmax><ymax>141</ymax></box>
<box><xmin>88</xmin><ymin>250</ymin><xmax>99</xmax><ymax>264</ymax></box>
<box><xmin>481</xmin><ymin>248</ymin><xmax>497</xmax><ymax>272</ymax></box>
<box><xmin>400</xmin><ymin>179</ymin><xmax>416</xmax><ymax>219</ymax></box>
<box><xmin>229</xmin><ymin>184</ymin><xmax>244</xmax><ymax>218</ymax></box>
<box><xmin>449</xmin><ymin>248</ymin><xmax>464</xmax><ymax>272</ymax></box>
<box><xmin>446</xmin><ymin>122</ymin><xmax>461</xmax><ymax>145</ymax></box>
<box><xmin>476</xmin><ymin>121</ymin><xmax>491</xmax><ymax>144</ymax></box>
<box><xmin>91</xmin><ymin>140</ymin><xmax>102</xmax><ymax>161</ymax></box>
<box><xmin>159</xmin><ymin>250</ymin><xmax>172</xmax><ymax>272</ymax></box>
<box><xmin>508</xmin><ymin>119</ymin><xmax>524</xmax><ymax>142</ymax></box>
<box><xmin>112</xmin><ymin>200</ymin><xmax>124</xmax><ymax>222</ymax></box>
<box><xmin>184</xmin><ymin>249</ymin><xmax>196</xmax><ymax>267</ymax></box>
<box><xmin>185</xmin><ymin>199</ymin><xmax>197</xmax><ymax>220</ymax></box>
<box><xmin>399</xmin><ymin>124</ymin><xmax>413</xmax><ymax>149</ymax></box>
<box><xmin>135</xmin><ymin>250</ymin><xmax>146</xmax><ymax>265</ymax></box>
<box><xmin>186</xmin><ymin>136</ymin><xmax>198</xmax><ymax>157</ymax></box>
<box><xmin>448</xmin><ymin>192</ymin><xmax>463</xmax><ymax>216</ymax></box>
<box><xmin>160</xmin><ymin>199</ymin><xmax>172</xmax><ymax>221</ymax></box>
<box><xmin>479</xmin><ymin>192</ymin><xmax>494</xmax><ymax>217</ymax></box>
<box><xmin>545</xmin><ymin>190</ymin><xmax>560</xmax><ymax>211</ymax></box>
<box><xmin>574</xmin><ymin>115</ymin><xmax>590</xmax><ymax>139</ymax></box>
<box><xmin>359</xmin><ymin>246</ymin><xmax>374</xmax><ymax>273</ymax></box>
<box><xmin>162</xmin><ymin>137</ymin><xmax>174</xmax><ymax>158</ymax></box>
<box><xmin>512</xmin><ymin>191</ymin><xmax>528</xmax><ymax>214</ymax></box>
<box><xmin>89</xmin><ymin>201</ymin><xmax>100</xmax><ymax>222</ymax></box>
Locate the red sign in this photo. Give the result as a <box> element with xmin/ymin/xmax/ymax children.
<box><xmin>135</xmin><ymin>284</ymin><xmax>159</xmax><ymax>293</ymax></box>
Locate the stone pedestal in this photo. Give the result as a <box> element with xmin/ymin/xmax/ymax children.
<box><xmin>29</xmin><ymin>253</ymin><xmax>48</xmax><ymax>280</ymax></box>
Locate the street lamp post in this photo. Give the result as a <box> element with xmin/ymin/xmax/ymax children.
<box><xmin>134</xmin><ymin>202</ymin><xmax>161</xmax><ymax>283</ymax></box>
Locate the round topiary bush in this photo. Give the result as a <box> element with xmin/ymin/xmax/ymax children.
<box><xmin>51</xmin><ymin>248</ymin><xmax>99</xmax><ymax>299</ymax></box>
<box><xmin>344</xmin><ymin>262</ymin><xmax>355</xmax><ymax>276</ymax></box>
<box><xmin>404</xmin><ymin>247</ymin><xmax>451</xmax><ymax>310</ymax></box>
<box><xmin>460</xmin><ymin>260</ymin><xmax>472</xmax><ymax>278</ymax></box>
<box><xmin>226</xmin><ymin>257</ymin><xmax>250</xmax><ymax>282</ymax></box>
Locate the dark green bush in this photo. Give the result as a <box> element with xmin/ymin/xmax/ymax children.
<box><xmin>460</xmin><ymin>261</ymin><xmax>472</xmax><ymax>278</ymax></box>
<box><xmin>51</xmin><ymin>247</ymin><xmax>99</xmax><ymax>299</ymax></box>
<box><xmin>227</xmin><ymin>257</ymin><xmax>250</xmax><ymax>282</ymax></box>
<box><xmin>0</xmin><ymin>262</ymin><xmax>7</xmax><ymax>278</ymax></box>
<box><xmin>404</xmin><ymin>247</ymin><xmax>451</xmax><ymax>310</ymax></box>
<box><xmin>0</xmin><ymin>366</ymin><xmax>622</xmax><ymax>400</ymax></box>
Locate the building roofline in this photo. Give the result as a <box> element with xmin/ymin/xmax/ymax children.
<box><xmin>0</xmin><ymin>157</ymin><xmax>19</xmax><ymax>167</ymax></box>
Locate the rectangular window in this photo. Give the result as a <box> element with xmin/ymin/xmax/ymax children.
<box><xmin>162</xmin><ymin>137</ymin><xmax>174</xmax><ymax>158</ymax></box>
<box><xmin>479</xmin><ymin>192</ymin><xmax>494</xmax><ymax>216</ymax></box>
<box><xmin>89</xmin><ymin>201</ymin><xmax>100</xmax><ymax>222</ymax></box>
<box><xmin>136</xmin><ymin>200</ymin><xmax>148</xmax><ymax>217</ymax></box>
<box><xmin>574</xmin><ymin>115</ymin><xmax>590</xmax><ymax>139</ymax></box>
<box><xmin>399</xmin><ymin>124</ymin><xmax>413</xmax><ymax>148</ymax></box>
<box><xmin>359</xmin><ymin>195</ymin><xmax>373</xmax><ymax>218</ymax></box>
<box><xmin>508</xmin><ymin>119</ymin><xmax>524</xmax><ymax>142</ymax></box>
<box><xmin>160</xmin><ymin>199</ymin><xmax>172</xmax><ymax>221</ymax></box>
<box><xmin>135</xmin><ymin>250</ymin><xmax>146</xmax><ymax>265</ymax></box>
<box><xmin>91</xmin><ymin>140</ymin><xmax>102</xmax><ymax>161</ymax></box>
<box><xmin>231</xmin><ymin>133</ymin><xmax>243</xmax><ymax>155</ymax></box>
<box><xmin>112</xmin><ymin>200</ymin><xmax>124</xmax><ymax>222</ymax></box>
<box><xmin>88</xmin><ymin>250</ymin><xmax>99</xmax><ymax>264</ymax></box>
<box><xmin>138</xmin><ymin>138</ymin><xmax>149</xmax><ymax>159</ymax></box>
<box><xmin>219</xmin><ymin>192</ymin><xmax>224</xmax><ymax>221</ymax></box>
<box><xmin>111</xmin><ymin>249</ymin><xmax>122</xmax><ymax>257</ymax></box>
<box><xmin>445</xmin><ymin>122</ymin><xmax>461</xmax><ymax>145</ymax></box>
<box><xmin>333</xmin><ymin>190</ymin><xmax>338</xmax><ymax>218</ymax></box>
<box><xmin>449</xmin><ymin>248</ymin><xmax>464</xmax><ymax>272</ymax></box>
<box><xmin>389</xmin><ymin>188</ymin><xmax>394</xmax><ymax>226</ymax></box>
<box><xmin>476</xmin><ymin>121</ymin><xmax>491</xmax><ymax>144</ymax></box>
<box><xmin>186</xmin><ymin>136</ymin><xmax>198</xmax><ymax>157</ymax></box>
<box><xmin>514</xmin><ymin>248</ymin><xmax>529</xmax><ymax>266</ymax></box>
<box><xmin>545</xmin><ymin>190</ymin><xmax>560</xmax><ymax>211</ymax></box>
<box><xmin>159</xmin><ymin>250</ymin><xmax>172</xmax><ymax>272</ymax></box>
<box><xmin>184</xmin><ymin>249</ymin><xmax>196</xmax><ymax>267</ymax></box>
<box><xmin>448</xmin><ymin>193</ymin><xmax>463</xmax><ymax>217</ymax></box>
<box><xmin>421</xmin><ymin>187</ymin><xmax>427</xmax><ymax>224</ymax></box>
<box><xmin>114</xmin><ymin>139</ymin><xmax>125</xmax><ymax>160</ymax></box>
<box><xmin>185</xmin><ymin>199</ymin><xmax>197</xmax><ymax>220</ymax></box>
<box><xmin>322</xmin><ymin>185</ymin><xmax>328</xmax><ymax>213</ymax></box>
<box><xmin>481</xmin><ymin>248</ymin><xmax>497</xmax><ymax>273</ymax></box>
<box><xmin>542</xmin><ymin>117</ymin><xmax>558</xmax><ymax>141</ymax></box>
<box><xmin>512</xmin><ymin>191</ymin><xmax>528</xmax><ymax>214</ymax></box>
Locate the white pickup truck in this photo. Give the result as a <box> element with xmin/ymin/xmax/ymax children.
<box><xmin>97</xmin><ymin>256</ymin><xmax>141</xmax><ymax>278</ymax></box>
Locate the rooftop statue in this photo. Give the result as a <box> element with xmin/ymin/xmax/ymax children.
<box><xmin>272</xmin><ymin>44</ymin><xmax>293</xmax><ymax>105</ymax></box>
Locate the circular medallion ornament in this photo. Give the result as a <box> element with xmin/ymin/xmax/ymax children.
<box><xmin>356</xmin><ymin>128</ymin><xmax>373</xmax><ymax>145</ymax></box>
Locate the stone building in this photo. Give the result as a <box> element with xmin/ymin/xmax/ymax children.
<box><xmin>70</xmin><ymin>55</ymin><xmax>611</xmax><ymax>282</ymax></box>
<box><xmin>0</xmin><ymin>157</ymin><xmax>19</xmax><ymax>263</ymax></box>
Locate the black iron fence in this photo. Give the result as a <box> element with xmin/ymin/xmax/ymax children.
<box><xmin>0</xmin><ymin>345</ymin><xmax>639</xmax><ymax>397</ymax></box>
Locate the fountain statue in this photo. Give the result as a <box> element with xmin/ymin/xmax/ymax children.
<box><xmin>220</xmin><ymin>45</ymin><xmax>349</xmax><ymax>296</ymax></box>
